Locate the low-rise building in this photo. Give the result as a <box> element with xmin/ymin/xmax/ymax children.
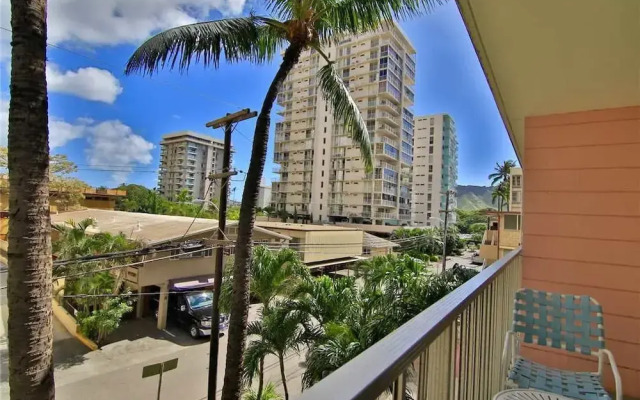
<box><xmin>50</xmin><ymin>209</ymin><xmax>288</xmax><ymax>330</ymax></box>
<box><xmin>478</xmin><ymin>210</ymin><xmax>522</xmax><ymax>265</ymax></box>
<box><xmin>251</xmin><ymin>221</ymin><xmax>366</xmax><ymax>271</ymax></box>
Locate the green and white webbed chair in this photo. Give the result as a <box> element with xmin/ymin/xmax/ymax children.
<box><xmin>501</xmin><ymin>289</ymin><xmax>622</xmax><ymax>400</ymax></box>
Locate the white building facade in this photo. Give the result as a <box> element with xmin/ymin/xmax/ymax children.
<box><xmin>271</xmin><ymin>24</ymin><xmax>416</xmax><ymax>226</ymax></box>
<box><xmin>411</xmin><ymin>114</ymin><xmax>458</xmax><ymax>226</ymax></box>
<box><xmin>158</xmin><ymin>131</ymin><xmax>225</xmax><ymax>203</ymax></box>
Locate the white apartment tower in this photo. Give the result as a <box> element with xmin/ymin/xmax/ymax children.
<box><xmin>158</xmin><ymin>131</ymin><xmax>225</xmax><ymax>203</ymax></box>
<box><xmin>411</xmin><ymin>114</ymin><xmax>458</xmax><ymax>226</ymax></box>
<box><xmin>271</xmin><ymin>24</ymin><xmax>416</xmax><ymax>225</ymax></box>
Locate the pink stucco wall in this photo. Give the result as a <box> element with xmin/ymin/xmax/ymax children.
<box><xmin>522</xmin><ymin>106</ymin><xmax>640</xmax><ymax>398</ymax></box>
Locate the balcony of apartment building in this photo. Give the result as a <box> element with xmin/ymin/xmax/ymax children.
<box><xmin>374</xmin><ymin>142</ymin><xmax>400</xmax><ymax>162</ymax></box>
<box><xmin>298</xmin><ymin>2</ymin><xmax>640</xmax><ymax>399</ymax></box>
<box><xmin>376</xmin><ymin>122</ymin><xmax>400</xmax><ymax>139</ymax></box>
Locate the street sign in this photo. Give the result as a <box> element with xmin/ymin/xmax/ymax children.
<box><xmin>142</xmin><ymin>358</ymin><xmax>179</xmax><ymax>400</ymax></box>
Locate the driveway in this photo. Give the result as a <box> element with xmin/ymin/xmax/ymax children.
<box><xmin>54</xmin><ymin>304</ymin><xmax>306</xmax><ymax>400</ymax></box>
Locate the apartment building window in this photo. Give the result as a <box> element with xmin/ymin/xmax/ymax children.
<box><xmin>428</xmin><ymin>175</ymin><xmax>432</xmax><ymax>183</ymax></box>
<box><xmin>512</xmin><ymin>191</ymin><xmax>521</xmax><ymax>204</ymax></box>
<box><xmin>320</xmin><ymin>193</ymin><xmax>323</xmax><ymax>199</ymax></box>
<box><xmin>323</xmin><ymin>138</ymin><xmax>326</xmax><ymax>144</ymax></box>
<box><xmin>430</xmin><ymin>118</ymin><xmax>434</xmax><ymax>126</ymax></box>
<box><xmin>512</xmin><ymin>175</ymin><xmax>522</xmax><ymax>188</ymax></box>
<box><xmin>427</xmin><ymin>194</ymin><xmax>432</xmax><ymax>201</ymax></box>
<box><xmin>427</xmin><ymin>204</ymin><xmax>432</xmax><ymax>211</ymax></box>
<box><xmin>320</xmin><ymin>204</ymin><xmax>323</xmax><ymax>210</ymax></box>
<box><xmin>430</xmin><ymin>127</ymin><xmax>434</xmax><ymax>135</ymax></box>
<box><xmin>429</xmin><ymin>137</ymin><xmax>434</xmax><ymax>144</ymax></box>
<box><xmin>429</xmin><ymin>146</ymin><xmax>433</xmax><ymax>154</ymax></box>
<box><xmin>504</xmin><ymin>215</ymin><xmax>522</xmax><ymax>230</ymax></box>
<box><xmin>321</xmin><ymin>182</ymin><xmax>323</xmax><ymax>188</ymax></box>
<box><xmin>429</xmin><ymin>165</ymin><xmax>433</xmax><ymax>173</ymax></box>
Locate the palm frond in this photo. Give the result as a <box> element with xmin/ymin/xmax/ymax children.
<box><xmin>317</xmin><ymin>63</ymin><xmax>372</xmax><ymax>171</ymax></box>
<box><xmin>326</xmin><ymin>0</ymin><xmax>446</xmax><ymax>36</ymax></box>
<box><xmin>125</xmin><ymin>16</ymin><xmax>285</xmax><ymax>76</ymax></box>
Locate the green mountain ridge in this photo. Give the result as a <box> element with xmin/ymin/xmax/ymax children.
<box><xmin>456</xmin><ymin>185</ymin><xmax>496</xmax><ymax>210</ymax></box>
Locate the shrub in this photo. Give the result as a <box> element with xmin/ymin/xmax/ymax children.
<box><xmin>77</xmin><ymin>296</ymin><xmax>134</xmax><ymax>346</ymax></box>
<box><xmin>430</xmin><ymin>255</ymin><xmax>439</xmax><ymax>262</ymax></box>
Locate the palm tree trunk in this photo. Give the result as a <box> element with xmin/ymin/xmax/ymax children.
<box><xmin>256</xmin><ymin>357</ymin><xmax>264</xmax><ymax>400</ymax></box>
<box><xmin>278</xmin><ymin>352</ymin><xmax>289</xmax><ymax>400</ymax></box>
<box><xmin>221</xmin><ymin>43</ymin><xmax>303</xmax><ymax>400</ymax></box>
<box><xmin>7</xmin><ymin>0</ymin><xmax>55</xmax><ymax>399</ymax></box>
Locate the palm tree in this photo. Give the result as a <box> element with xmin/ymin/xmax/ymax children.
<box><xmin>290</xmin><ymin>275</ymin><xmax>357</xmax><ymax>326</ymax></box>
<box><xmin>244</xmin><ymin>305</ymin><xmax>314</xmax><ymax>400</ymax></box>
<box><xmin>491</xmin><ymin>181</ymin><xmax>510</xmax><ymax>211</ymax></box>
<box><xmin>221</xmin><ymin>246</ymin><xmax>308</xmax><ymax>398</ymax></box>
<box><xmin>7</xmin><ymin>0</ymin><xmax>55</xmax><ymax>398</ymax></box>
<box><xmin>125</xmin><ymin>2</ymin><xmax>440</xmax><ymax>396</ymax></box>
<box><xmin>488</xmin><ymin>160</ymin><xmax>516</xmax><ymax>186</ymax></box>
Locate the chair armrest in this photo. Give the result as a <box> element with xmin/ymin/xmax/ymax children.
<box><xmin>501</xmin><ymin>331</ymin><xmax>519</xmax><ymax>386</ymax></box>
<box><xmin>599</xmin><ymin>349</ymin><xmax>622</xmax><ymax>400</ymax></box>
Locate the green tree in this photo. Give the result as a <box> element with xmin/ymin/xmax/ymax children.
<box><xmin>0</xmin><ymin>147</ymin><xmax>90</xmax><ymax>211</ymax></box>
<box><xmin>391</xmin><ymin>227</ymin><xmax>442</xmax><ymax>257</ymax></box>
<box><xmin>454</xmin><ymin>209</ymin><xmax>487</xmax><ymax>234</ymax></box>
<box><xmin>175</xmin><ymin>188</ymin><xmax>193</xmax><ymax>203</ymax></box>
<box><xmin>244</xmin><ymin>305</ymin><xmax>314</xmax><ymax>400</ymax></box>
<box><xmin>7</xmin><ymin>0</ymin><xmax>56</xmax><ymax>397</ymax></box>
<box><xmin>488</xmin><ymin>160</ymin><xmax>516</xmax><ymax>186</ymax></box>
<box><xmin>290</xmin><ymin>276</ymin><xmax>357</xmax><ymax>326</ymax></box>
<box><xmin>77</xmin><ymin>296</ymin><xmax>134</xmax><ymax>346</ymax></box>
<box><xmin>221</xmin><ymin>246</ymin><xmax>308</xmax><ymax>399</ymax></box>
<box><xmin>242</xmin><ymin>382</ymin><xmax>283</xmax><ymax>400</ymax></box>
<box><xmin>124</xmin><ymin>1</ymin><xmax>442</xmax><ymax>394</ymax></box>
<box><xmin>491</xmin><ymin>181</ymin><xmax>510</xmax><ymax>211</ymax></box>
<box><xmin>469</xmin><ymin>222</ymin><xmax>486</xmax><ymax>235</ymax></box>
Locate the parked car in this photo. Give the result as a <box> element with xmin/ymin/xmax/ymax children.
<box><xmin>470</xmin><ymin>251</ymin><xmax>484</xmax><ymax>266</ymax></box>
<box><xmin>156</xmin><ymin>289</ymin><xmax>229</xmax><ymax>338</ymax></box>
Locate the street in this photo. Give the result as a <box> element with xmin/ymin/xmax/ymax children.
<box><xmin>52</xmin><ymin>304</ymin><xmax>304</xmax><ymax>400</ymax></box>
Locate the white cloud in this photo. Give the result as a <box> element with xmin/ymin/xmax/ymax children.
<box><xmin>47</xmin><ymin>64</ymin><xmax>123</xmax><ymax>104</ymax></box>
<box><xmin>85</xmin><ymin>120</ymin><xmax>154</xmax><ymax>184</ymax></box>
<box><xmin>0</xmin><ymin>99</ymin><xmax>153</xmax><ymax>183</ymax></box>
<box><xmin>42</xmin><ymin>0</ymin><xmax>247</xmax><ymax>46</ymax></box>
<box><xmin>0</xmin><ymin>97</ymin><xmax>84</xmax><ymax>148</ymax></box>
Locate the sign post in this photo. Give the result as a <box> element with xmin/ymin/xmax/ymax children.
<box><xmin>142</xmin><ymin>358</ymin><xmax>179</xmax><ymax>400</ymax></box>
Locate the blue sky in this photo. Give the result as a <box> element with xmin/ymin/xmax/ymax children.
<box><xmin>0</xmin><ymin>0</ymin><xmax>516</xmax><ymax>200</ymax></box>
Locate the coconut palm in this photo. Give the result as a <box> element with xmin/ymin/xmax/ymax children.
<box><xmin>290</xmin><ymin>275</ymin><xmax>357</xmax><ymax>326</ymax></box>
<box><xmin>243</xmin><ymin>305</ymin><xmax>315</xmax><ymax>400</ymax></box>
<box><xmin>125</xmin><ymin>1</ymin><xmax>441</xmax><ymax>396</ymax></box>
<box><xmin>488</xmin><ymin>160</ymin><xmax>516</xmax><ymax>186</ymax></box>
<box><xmin>491</xmin><ymin>181</ymin><xmax>510</xmax><ymax>211</ymax></box>
<box><xmin>221</xmin><ymin>246</ymin><xmax>308</xmax><ymax>398</ymax></box>
<box><xmin>242</xmin><ymin>382</ymin><xmax>283</xmax><ymax>400</ymax></box>
<box><xmin>7</xmin><ymin>0</ymin><xmax>55</xmax><ymax>398</ymax></box>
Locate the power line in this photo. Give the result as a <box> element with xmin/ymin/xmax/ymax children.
<box><xmin>179</xmin><ymin>180</ymin><xmax>215</xmax><ymax>241</ymax></box>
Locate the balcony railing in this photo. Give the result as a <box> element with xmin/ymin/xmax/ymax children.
<box><xmin>299</xmin><ymin>248</ymin><xmax>523</xmax><ymax>400</ymax></box>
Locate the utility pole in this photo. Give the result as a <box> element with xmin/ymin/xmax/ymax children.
<box><xmin>204</xmin><ymin>108</ymin><xmax>256</xmax><ymax>400</ymax></box>
<box><xmin>441</xmin><ymin>190</ymin><xmax>455</xmax><ymax>273</ymax></box>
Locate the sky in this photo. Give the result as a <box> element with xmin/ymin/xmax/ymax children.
<box><xmin>0</xmin><ymin>0</ymin><xmax>516</xmax><ymax>200</ymax></box>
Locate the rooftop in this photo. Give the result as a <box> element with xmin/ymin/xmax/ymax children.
<box><xmin>363</xmin><ymin>232</ymin><xmax>400</xmax><ymax>249</ymax></box>
<box><xmin>256</xmin><ymin>221</ymin><xmax>360</xmax><ymax>232</ymax></box>
<box><xmin>51</xmin><ymin>209</ymin><xmax>218</xmax><ymax>245</ymax></box>
<box><xmin>160</xmin><ymin>130</ymin><xmax>224</xmax><ymax>145</ymax></box>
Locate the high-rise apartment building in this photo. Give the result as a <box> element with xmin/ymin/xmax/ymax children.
<box><xmin>271</xmin><ymin>24</ymin><xmax>416</xmax><ymax>225</ymax></box>
<box><xmin>158</xmin><ymin>131</ymin><xmax>225</xmax><ymax>203</ymax></box>
<box><xmin>411</xmin><ymin>114</ymin><xmax>458</xmax><ymax>226</ymax></box>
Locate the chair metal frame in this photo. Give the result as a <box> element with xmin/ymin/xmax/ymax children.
<box><xmin>501</xmin><ymin>288</ymin><xmax>622</xmax><ymax>400</ymax></box>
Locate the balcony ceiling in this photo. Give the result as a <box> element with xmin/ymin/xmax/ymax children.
<box><xmin>456</xmin><ymin>0</ymin><xmax>640</xmax><ymax>162</ymax></box>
